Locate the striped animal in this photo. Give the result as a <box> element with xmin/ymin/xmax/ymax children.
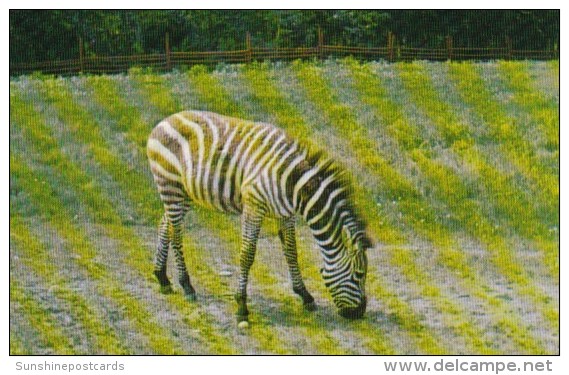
<box><xmin>147</xmin><ymin>110</ymin><xmax>371</xmax><ymax>325</ymax></box>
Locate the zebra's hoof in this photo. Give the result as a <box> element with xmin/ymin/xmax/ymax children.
<box><xmin>237</xmin><ymin>320</ymin><xmax>250</xmax><ymax>329</ymax></box>
<box><xmin>159</xmin><ymin>284</ymin><xmax>173</xmax><ymax>294</ymax></box>
<box><xmin>185</xmin><ymin>293</ymin><xmax>197</xmax><ymax>302</ymax></box>
<box><xmin>304</xmin><ymin>301</ymin><xmax>317</xmax><ymax>312</ymax></box>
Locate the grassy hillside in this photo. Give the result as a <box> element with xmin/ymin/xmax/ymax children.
<box><xmin>9</xmin><ymin>59</ymin><xmax>559</xmax><ymax>355</ymax></box>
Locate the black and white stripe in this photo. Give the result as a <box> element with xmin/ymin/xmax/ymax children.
<box><xmin>147</xmin><ymin>110</ymin><xmax>371</xmax><ymax>323</ymax></box>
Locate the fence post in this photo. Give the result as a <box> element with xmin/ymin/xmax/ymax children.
<box><xmin>387</xmin><ymin>31</ymin><xmax>394</xmax><ymax>62</ymax></box>
<box><xmin>318</xmin><ymin>26</ymin><xmax>324</xmax><ymax>59</ymax></box>
<box><xmin>79</xmin><ymin>36</ymin><xmax>85</xmax><ymax>73</ymax></box>
<box><xmin>446</xmin><ymin>35</ymin><xmax>453</xmax><ymax>61</ymax></box>
<box><xmin>246</xmin><ymin>32</ymin><xmax>252</xmax><ymax>62</ymax></box>
<box><xmin>165</xmin><ymin>32</ymin><xmax>171</xmax><ymax>70</ymax></box>
<box><xmin>505</xmin><ymin>36</ymin><xmax>512</xmax><ymax>60</ymax></box>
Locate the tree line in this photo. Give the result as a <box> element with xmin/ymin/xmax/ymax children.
<box><xmin>10</xmin><ymin>10</ymin><xmax>559</xmax><ymax>65</ymax></box>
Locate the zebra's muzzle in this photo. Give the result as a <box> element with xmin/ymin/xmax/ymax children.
<box><xmin>338</xmin><ymin>297</ymin><xmax>366</xmax><ymax>320</ymax></box>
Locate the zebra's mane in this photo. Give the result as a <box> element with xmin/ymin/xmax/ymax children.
<box><xmin>299</xmin><ymin>147</ymin><xmax>372</xmax><ymax>249</ymax></box>
<box><xmin>305</xmin><ymin>149</ymin><xmax>349</xmax><ymax>190</ymax></box>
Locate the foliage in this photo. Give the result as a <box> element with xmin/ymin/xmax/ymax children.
<box><xmin>10</xmin><ymin>10</ymin><xmax>559</xmax><ymax>65</ymax></box>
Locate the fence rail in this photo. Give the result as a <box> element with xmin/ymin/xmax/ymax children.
<box><xmin>9</xmin><ymin>34</ymin><xmax>559</xmax><ymax>76</ymax></box>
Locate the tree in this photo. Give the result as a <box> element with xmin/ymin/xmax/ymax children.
<box><xmin>9</xmin><ymin>10</ymin><xmax>559</xmax><ymax>65</ymax></box>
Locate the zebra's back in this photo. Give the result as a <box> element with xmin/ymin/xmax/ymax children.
<box><xmin>147</xmin><ymin>110</ymin><xmax>301</xmax><ymax>216</ymax></box>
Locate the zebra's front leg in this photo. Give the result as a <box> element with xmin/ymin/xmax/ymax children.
<box><xmin>278</xmin><ymin>217</ymin><xmax>316</xmax><ymax>311</ymax></box>
<box><xmin>235</xmin><ymin>204</ymin><xmax>266</xmax><ymax>327</ymax></box>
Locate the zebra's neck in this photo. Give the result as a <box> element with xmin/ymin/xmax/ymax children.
<box><xmin>292</xmin><ymin>155</ymin><xmax>354</xmax><ymax>255</ymax></box>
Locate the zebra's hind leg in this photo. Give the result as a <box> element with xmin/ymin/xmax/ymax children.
<box><xmin>278</xmin><ymin>217</ymin><xmax>316</xmax><ymax>312</ymax></box>
<box><xmin>235</xmin><ymin>203</ymin><xmax>266</xmax><ymax>327</ymax></box>
<box><xmin>154</xmin><ymin>213</ymin><xmax>173</xmax><ymax>294</ymax></box>
<box><xmin>167</xmin><ymin>201</ymin><xmax>197</xmax><ymax>302</ymax></box>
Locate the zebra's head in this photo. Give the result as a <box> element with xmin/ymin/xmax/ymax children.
<box><xmin>297</xmin><ymin>152</ymin><xmax>371</xmax><ymax>318</ymax></box>
<box><xmin>321</xmin><ymin>220</ymin><xmax>372</xmax><ymax>320</ymax></box>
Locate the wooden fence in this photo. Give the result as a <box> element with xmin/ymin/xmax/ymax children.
<box><xmin>9</xmin><ymin>32</ymin><xmax>559</xmax><ymax>76</ymax></box>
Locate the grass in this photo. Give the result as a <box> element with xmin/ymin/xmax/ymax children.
<box><xmin>498</xmin><ymin>61</ymin><xmax>559</xmax><ymax>153</ymax></box>
<box><xmin>288</xmin><ymin>61</ymin><xmax>542</xmax><ymax>354</ymax></box>
<box><xmin>394</xmin><ymin>63</ymin><xmax>558</xmax><ymax>323</ymax></box>
<box><xmin>10</xmin><ymin>280</ymin><xmax>77</xmax><ymax>355</ymax></box>
<box><xmin>9</xmin><ymin>59</ymin><xmax>558</xmax><ymax>355</ymax></box>
<box><xmin>447</xmin><ymin>63</ymin><xmax>558</xmax><ymax>218</ymax></box>
<box><xmin>10</xmin><ymin>213</ymin><xmax>131</xmax><ymax>354</ymax></box>
<box><xmin>336</xmin><ymin>60</ymin><xmax>554</xmax><ymax>352</ymax></box>
<box><xmin>10</xmin><ymin>154</ymin><xmax>187</xmax><ymax>355</ymax></box>
<box><xmin>10</xmin><ymin>88</ymin><xmax>235</xmax><ymax>354</ymax></box>
<box><xmin>395</xmin><ymin>62</ymin><xmax>552</xmax><ymax>240</ymax></box>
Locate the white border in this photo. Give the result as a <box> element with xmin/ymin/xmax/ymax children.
<box><xmin>3</xmin><ymin>3</ymin><xmax>564</xmax><ymax>375</ymax></box>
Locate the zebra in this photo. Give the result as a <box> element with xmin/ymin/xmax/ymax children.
<box><xmin>147</xmin><ymin>110</ymin><xmax>371</xmax><ymax>325</ymax></box>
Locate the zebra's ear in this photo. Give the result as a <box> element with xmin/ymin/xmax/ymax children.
<box><xmin>342</xmin><ymin>226</ymin><xmax>355</xmax><ymax>251</ymax></box>
<box><xmin>361</xmin><ymin>234</ymin><xmax>373</xmax><ymax>250</ymax></box>
<box><xmin>354</xmin><ymin>234</ymin><xmax>373</xmax><ymax>254</ymax></box>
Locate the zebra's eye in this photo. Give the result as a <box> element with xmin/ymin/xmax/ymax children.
<box><xmin>320</xmin><ymin>267</ymin><xmax>324</xmax><ymax>274</ymax></box>
<box><xmin>354</xmin><ymin>270</ymin><xmax>365</xmax><ymax>279</ymax></box>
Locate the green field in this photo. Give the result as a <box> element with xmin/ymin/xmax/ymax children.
<box><xmin>9</xmin><ymin>59</ymin><xmax>559</xmax><ymax>355</ymax></box>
